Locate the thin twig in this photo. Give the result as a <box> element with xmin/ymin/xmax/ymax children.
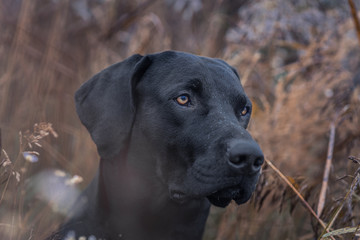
<box><xmin>322</xmin><ymin>226</ymin><xmax>360</xmax><ymax>238</ymax></box>
<box><xmin>317</xmin><ymin>119</ymin><xmax>336</xmax><ymax>217</ymax></box>
<box><xmin>319</xmin><ymin>166</ymin><xmax>360</xmax><ymax>239</ymax></box>
<box><xmin>0</xmin><ymin>171</ymin><xmax>11</xmax><ymax>206</ymax></box>
<box><xmin>265</xmin><ymin>158</ymin><xmax>332</xmax><ymax>235</ymax></box>
<box><xmin>265</xmin><ymin>159</ymin><xmax>336</xmax><ymax>240</ymax></box>
<box><xmin>27</xmin><ymin>228</ymin><xmax>34</xmax><ymax>240</ymax></box>
<box><xmin>352</xmin><ymin>224</ymin><xmax>360</xmax><ymax>240</ymax></box>
<box><xmin>348</xmin><ymin>0</ymin><xmax>360</xmax><ymax>46</ymax></box>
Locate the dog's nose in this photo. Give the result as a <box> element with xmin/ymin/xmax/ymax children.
<box><xmin>227</xmin><ymin>140</ymin><xmax>264</xmax><ymax>174</ymax></box>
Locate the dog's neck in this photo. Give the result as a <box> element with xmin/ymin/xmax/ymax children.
<box><xmin>66</xmin><ymin>127</ymin><xmax>211</xmax><ymax>240</ymax></box>
<box><xmin>85</xmin><ymin>157</ymin><xmax>210</xmax><ymax>240</ymax></box>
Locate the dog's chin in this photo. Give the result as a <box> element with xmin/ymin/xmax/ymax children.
<box><xmin>206</xmin><ymin>185</ymin><xmax>252</xmax><ymax>208</ymax></box>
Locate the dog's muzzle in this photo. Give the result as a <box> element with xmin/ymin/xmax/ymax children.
<box><xmin>207</xmin><ymin>139</ymin><xmax>264</xmax><ymax>207</ymax></box>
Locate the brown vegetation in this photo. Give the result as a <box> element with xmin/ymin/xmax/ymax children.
<box><xmin>1</xmin><ymin>0</ymin><xmax>360</xmax><ymax>239</ymax></box>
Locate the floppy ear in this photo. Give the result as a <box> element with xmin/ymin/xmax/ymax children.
<box><xmin>75</xmin><ymin>54</ymin><xmax>152</xmax><ymax>159</ymax></box>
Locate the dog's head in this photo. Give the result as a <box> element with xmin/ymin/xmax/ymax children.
<box><xmin>75</xmin><ymin>51</ymin><xmax>264</xmax><ymax>208</ymax></box>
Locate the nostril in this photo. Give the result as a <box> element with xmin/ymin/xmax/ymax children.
<box><xmin>254</xmin><ymin>156</ymin><xmax>264</xmax><ymax>168</ymax></box>
<box><xmin>252</xmin><ymin>156</ymin><xmax>264</xmax><ymax>172</ymax></box>
<box><xmin>227</xmin><ymin>140</ymin><xmax>264</xmax><ymax>173</ymax></box>
<box><xmin>229</xmin><ymin>154</ymin><xmax>247</xmax><ymax>165</ymax></box>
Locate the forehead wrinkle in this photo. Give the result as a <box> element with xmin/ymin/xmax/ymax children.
<box><xmin>163</xmin><ymin>78</ymin><xmax>203</xmax><ymax>96</ymax></box>
<box><xmin>185</xmin><ymin>78</ymin><xmax>202</xmax><ymax>92</ymax></box>
<box><xmin>201</xmin><ymin>62</ymin><xmax>246</xmax><ymax>107</ymax></box>
<box><xmin>166</xmin><ymin>57</ymin><xmax>207</xmax><ymax>82</ymax></box>
<box><xmin>148</xmin><ymin>54</ymin><xmax>242</xmax><ymax>100</ymax></box>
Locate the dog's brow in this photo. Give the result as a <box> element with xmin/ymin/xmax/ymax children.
<box><xmin>185</xmin><ymin>79</ymin><xmax>202</xmax><ymax>92</ymax></box>
<box><xmin>166</xmin><ymin>78</ymin><xmax>203</xmax><ymax>99</ymax></box>
<box><xmin>234</xmin><ymin>94</ymin><xmax>247</xmax><ymax>106</ymax></box>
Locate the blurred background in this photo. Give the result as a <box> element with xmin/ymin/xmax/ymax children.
<box><xmin>1</xmin><ymin>0</ymin><xmax>360</xmax><ymax>239</ymax></box>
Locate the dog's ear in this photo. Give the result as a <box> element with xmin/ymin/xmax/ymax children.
<box><xmin>75</xmin><ymin>54</ymin><xmax>151</xmax><ymax>159</ymax></box>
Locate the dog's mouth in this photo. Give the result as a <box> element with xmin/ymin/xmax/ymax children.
<box><xmin>169</xmin><ymin>172</ymin><xmax>260</xmax><ymax>206</ymax></box>
<box><xmin>206</xmin><ymin>184</ymin><xmax>252</xmax><ymax>208</ymax></box>
<box><xmin>169</xmin><ymin>184</ymin><xmax>254</xmax><ymax>207</ymax></box>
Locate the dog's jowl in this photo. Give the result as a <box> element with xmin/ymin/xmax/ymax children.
<box><xmin>48</xmin><ymin>51</ymin><xmax>264</xmax><ymax>240</ymax></box>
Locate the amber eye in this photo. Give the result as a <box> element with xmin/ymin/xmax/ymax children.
<box><xmin>176</xmin><ymin>95</ymin><xmax>190</xmax><ymax>106</ymax></box>
<box><xmin>240</xmin><ymin>106</ymin><xmax>249</xmax><ymax>116</ymax></box>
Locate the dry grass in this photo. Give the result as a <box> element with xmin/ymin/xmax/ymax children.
<box><xmin>1</xmin><ymin>0</ymin><xmax>360</xmax><ymax>239</ymax></box>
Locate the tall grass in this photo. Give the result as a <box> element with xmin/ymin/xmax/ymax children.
<box><xmin>1</xmin><ymin>0</ymin><xmax>360</xmax><ymax>239</ymax></box>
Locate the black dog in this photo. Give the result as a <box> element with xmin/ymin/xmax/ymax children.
<box><xmin>49</xmin><ymin>51</ymin><xmax>264</xmax><ymax>240</ymax></box>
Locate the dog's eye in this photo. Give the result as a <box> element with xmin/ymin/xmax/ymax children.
<box><xmin>240</xmin><ymin>106</ymin><xmax>250</xmax><ymax>116</ymax></box>
<box><xmin>175</xmin><ymin>95</ymin><xmax>191</xmax><ymax>106</ymax></box>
